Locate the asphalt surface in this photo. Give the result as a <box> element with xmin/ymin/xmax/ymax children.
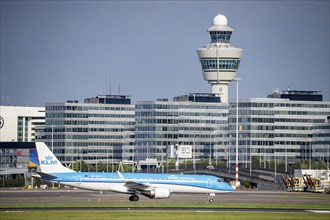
<box><xmin>0</xmin><ymin>189</ymin><xmax>329</xmax><ymax>213</ymax></box>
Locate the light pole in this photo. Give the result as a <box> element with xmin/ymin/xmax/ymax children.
<box><xmin>245</xmin><ymin>134</ymin><xmax>247</xmax><ymax>168</ymax></box>
<box><xmin>107</xmin><ymin>149</ymin><xmax>109</xmax><ymax>173</ymax></box>
<box><xmin>285</xmin><ymin>146</ymin><xmax>288</xmax><ymax>172</ymax></box>
<box><xmin>259</xmin><ymin>147</ymin><xmax>262</xmax><ymax>168</ymax></box>
<box><xmin>175</xmin><ymin>144</ymin><xmax>179</xmax><ymax>171</ymax></box>
<box><xmin>228</xmin><ymin>135</ymin><xmax>231</xmax><ymax>174</ymax></box>
<box><xmin>147</xmin><ymin>142</ymin><xmax>149</xmax><ymax>173</ymax></box>
<box><xmin>274</xmin><ymin>151</ymin><xmax>277</xmax><ymax>176</ymax></box>
<box><xmin>226</xmin><ymin>136</ymin><xmax>229</xmax><ymax>169</ymax></box>
<box><xmin>80</xmin><ymin>147</ymin><xmax>82</xmax><ymax>172</ymax></box>
<box><xmin>111</xmin><ymin>148</ymin><xmax>114</xmax><ymax>172</ymax></box>
<box><xmin>216</xmin><ymin>43</ymin><xmax>220</xmax><ymax>85</ymax></box>
<box><xmin>162</xmin><ymin>146</ymin><xmax>164</xmax><ymax>173</ymax></box>
<box><xmin>193</xmin><ymin>135</ymin><xmax>198</xmax><ymax>173</ymax></box>
<box><xmin>132</xmin><ymin>146</ymin><xmax>135</xmax><ymax>173</ymax></box>
<box><xmin>327</xmin><ymin>146</ymin><xmax>329</xmax><ymax>170</ymax></box>
<box><xmin>235</xmin><ymin>78</ymin><xmax>241</xmax><ymax>189</ymax></box>
<box><xmin>209</xmin><ymin>132</ymin><xmax>212</xmax><ymax>167</ymax></box>
<box><xmin>249</xmin><ymin>143</ymin><xmax>252</xmax><ymax>178</ymax></box>
<box><xmin>309</xmin><ymin>142</ymin><xmax>312</xmax><ymax>170</ymax></box>
<box><xmin>51</xmin><ymin>125</ymin><xmax>54</xmax><ymax>152</ymax></box>
<box><xmin>263</xmin><ymin>137</ymin><xmax>266</xmax><ymax>169</ymax></box>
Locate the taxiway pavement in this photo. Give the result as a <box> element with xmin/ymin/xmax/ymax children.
<box><xmin>1</xmin><ymin>189</ymin><xmax>329</xmax><ymax>206</ymax></box>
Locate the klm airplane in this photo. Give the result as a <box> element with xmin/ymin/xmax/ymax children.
<box><xmin>34</xmin><ymin>142</ymin><xmax>234</xmax><ymax>202</ymax></box>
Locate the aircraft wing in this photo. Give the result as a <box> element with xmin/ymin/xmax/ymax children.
<box><xmin>117</xmin><ymin>171</ymin><xmax>151</xmax><ymax>192</ymax></box>
<box><xmin>124</xmin><ymin>181</ymin><xmax>150</xmax><ymax>191</ymax></box>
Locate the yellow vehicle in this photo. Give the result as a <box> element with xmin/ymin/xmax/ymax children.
<box><xmin>292</xmin><ymin>177</ymin><xmax>304</xmax><ymax>192</ymax></box>
<box><xmin>302</xmin><ymin>175</ymin><xmax>324</xmax><ymax>193</ymax></box>
<box><xmin>312</xmin><ymin>178</ymin><xmax>324</xmax><ymax>193</ymax></box>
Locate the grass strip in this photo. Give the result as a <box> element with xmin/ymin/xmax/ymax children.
<box><xmin>1</xmin><ymin>202</ymin><xmax>329</xmax><ymax>210</ymax></box>
<box><xmin>1</xmin><ymin>211</ymin><xmax>330</xmax><ymax>220</ymax></box>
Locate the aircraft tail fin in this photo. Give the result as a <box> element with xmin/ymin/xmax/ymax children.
<box><xmin>35</xmin><ymin>142</ymin><xmax>75</xmax><ymax>173</ymax></box>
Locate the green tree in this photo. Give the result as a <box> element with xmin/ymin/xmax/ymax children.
<box><xmin>241</xmin><ymin>179</ymin><xmax>251</xmax><ymax>189</ymax></box>
<box><xmin>71</xmin><ymin>160</ymin><xmax>89</xmax><ymax>172</ymax></box>
<box><xmin>120</xmin><ymin>164</ymin><xmax>133</xmax><ymax>172</ymax></box>
<box><xmin>251</xmin><ymin>156</ymin><xmax>260</xmax><ymax>168</ymax></box>
<box><xmin>199</xmin><ymin>158</ymin><xmax>209</xmax><ymax>165</ymax></box>
<box><xmin>96</xmin><ymin>161</ymin><xmax>107</xmax><ymax>172</ymax></box>
<box><xmin>215</xmin><ymin>160</ymin><xmax>226</xmax><ymax>168</ymax></box>
<box><xmin>165</xmin><ymin>159</ymin><xmax>176</xmax><ymax>168</ymax></box>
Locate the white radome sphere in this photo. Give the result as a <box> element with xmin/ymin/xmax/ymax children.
<box><xmin>213</xmin><ymin>14</ymin><xmax>228</xmax><ymax>26</ymax></box>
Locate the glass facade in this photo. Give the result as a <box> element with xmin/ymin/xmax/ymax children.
<box><xmin>312</xmin><ymin>122</ymin><xmax>330</xmax><ymax>163</ymax></box>
<box><xmin>200</xmin><ymin>58</ymin><xmax>240</xmax><ymax>71</ymax></box>
<box><xmin>135</xmin><ymin>100</ymin><xmax>229</xmax><ymax>162</ymax></box>
<box><xmin>228</xmin><ymin>99</ymin><xmax>330</xmax><ymax>165</ymax></box>
<box><xmin>209</xmin><ymin>31</ymin><xmax>232</xmax><ymax>43</ymax></box>
<box><xmin>16</xmin><ymin>116</ymin><xmax>45</xmax><ymax>142</ymax></box>
<box><xmin>38</xmin><ymin>97</ymin><xmax>329</xmax><ymax>166</ymax></box>
<box><xmin>42</xmin><ymin>101</ymin><xmax>135</xmax><ymax>164</ymax></box>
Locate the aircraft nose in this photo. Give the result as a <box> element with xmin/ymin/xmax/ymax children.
<box><xmin>218</xmin><ymin>182</ymin><xmax>234</xmax><ymax>191</ymax></box>
<box><xmin>225</xmin><ymin>183</ymin><xmax>234</xmax><ymax>191</ymax></box>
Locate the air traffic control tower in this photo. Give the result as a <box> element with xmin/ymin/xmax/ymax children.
<box><xmin>197</xmin><ymin>14</ymin><xmax>243</xmax><ymax>103</ymax></box>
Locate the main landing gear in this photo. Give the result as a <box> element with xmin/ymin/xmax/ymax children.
<box><xmin>129</xmin><ymin>194</ymin><xmax>139</xmax><ymax>202</ymax></box>
<box><xmin>208</xmin><ymin>193</ymin><xmax>215</xmax><ymax>202</ymax></box>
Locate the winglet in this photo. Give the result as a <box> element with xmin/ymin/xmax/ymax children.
<box><xmin>117</xmin><ymin>171</ymin><xmax>125</xmax><ymax>180</ymax></box>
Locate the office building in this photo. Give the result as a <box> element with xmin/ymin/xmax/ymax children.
<box><xmin>226</xmin><ymin>96</ymin><xmax>330</xmax><ymax>166</ymax></box>
<box><xmin>42</xmin><ymin>95</ymin><xmax>135</xmax><ymax>164</ymax></box>
<box><xmin>0</xmin><ymin>142</ymin><xmax>36</xmax><ymax>169</ymax></box>
<box><xmin>0</xmin><ymin>106</ymin><xmax>45</xmax><ymax>142</ymax></box>
<box><xmin>134</xmin><ymin>94</ymin><xmax>229</xmax><ymax>163</ymax></box>
<box><xmin>312</xmin><ymin>118</ymin><xmax>330</xmax><ymax>166</ymax></box>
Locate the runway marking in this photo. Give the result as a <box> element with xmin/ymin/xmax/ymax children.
<box><xmin>0</xmin><ymin>207</ymin><xmax>313</xmax><ymax>213</ymax></box>
<box><xmin>305</xmin><ymin>210</ymin><xmax>330</xmax><ymax>214</ymax></box>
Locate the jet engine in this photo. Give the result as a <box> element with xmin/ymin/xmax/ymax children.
<box><xmin>142</xmin><ymin>188</ymin><xmax>171</xmax><ymax>199</ymax></box>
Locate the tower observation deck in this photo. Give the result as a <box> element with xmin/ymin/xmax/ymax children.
<box><xmin>197</xmin><ymin>14</ymin><xmax>243</xmax><ymax>103</ymax></box>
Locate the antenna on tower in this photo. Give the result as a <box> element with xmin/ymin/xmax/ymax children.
<box><xmin>118</xmin><ymin>74</ymin><xmax>121</xmax><ymax>95</ymax></box>
<box><xmin>108</xmin><ymin>71</ymin><xmax>112</xmax><ymax>95</ymax></box>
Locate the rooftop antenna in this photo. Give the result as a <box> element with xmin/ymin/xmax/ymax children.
<box><xmin>118</xmin><ymin>74</ymin><xmax>122</xmax><ymax>95</ymax></box>
<box><xmin>275</xmin><ymin>86</ymin><xmax>280</xmax><ymax>94</ymax></box>
<box><xmin>108</xmin><ymin>71</ymin><xmax>112</xmax><ymax>95</ymax></box>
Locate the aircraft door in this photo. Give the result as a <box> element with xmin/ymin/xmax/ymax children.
<box><xmin>207</xmin><ymin>179</ymin><xmax>212</xmax><ymax>188</ymax></box>
<box><xmin>76</xmin><ymin>176</ymin><xmax>82</xmax><ymax>185</ymax></box>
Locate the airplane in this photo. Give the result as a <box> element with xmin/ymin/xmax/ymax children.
<box><xmin>33</xmin><ymin>142</ymin><xmax>234</xmax><ymax>202</ymax></box>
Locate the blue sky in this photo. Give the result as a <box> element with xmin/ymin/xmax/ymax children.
<box><xmin>1</xmin><ymin>1</ymin><xmax>329</xmax><ymax>106</ymax></box>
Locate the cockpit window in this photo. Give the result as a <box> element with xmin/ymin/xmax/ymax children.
<box><xmin>217</xmin><ymin>178</ymin><xmax>224</xmax><ymax>182</ymax></box>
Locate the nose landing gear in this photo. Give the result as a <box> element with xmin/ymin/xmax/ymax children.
<box><xmin>208</xmin><ymin>193</ymin><xmax>215</xmax><ymax>202</ymax></box>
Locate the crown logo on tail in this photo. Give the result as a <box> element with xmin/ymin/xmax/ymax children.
<box><xmin>45</xmin><ymin>155</ymin><xmax>53</xmax><ymax>160</ymax></box>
